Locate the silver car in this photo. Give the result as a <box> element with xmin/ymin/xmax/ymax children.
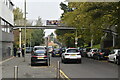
<box><xmin>108</xmin><ymin>49</ymin><xmax>120</xmax><ymax>65</ymax></box>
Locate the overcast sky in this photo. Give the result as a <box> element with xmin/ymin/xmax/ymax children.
<box><xmin>11</xmin><ymin>0</ymin><xmax>65</xmax><ymax>37</ymax></box>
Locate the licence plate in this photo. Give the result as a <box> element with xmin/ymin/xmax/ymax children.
<box><xmin>56</xmin><ymin>54</ymin><xmax>59</xmax><ymax>55</ymax></box>
<box><xmin>37</xmin><ymin>57</ymin><xmax>44</xmax><ymax>59</ymax></box>
<box><xmin>71</xmin><ymin>54</ymin><xmax>76</xmax><ymax>56</ymax></box>
<box><xmin>104</xmin><ymin>56</ymin><xmax>108</xmax><ymax>57</ymax></box>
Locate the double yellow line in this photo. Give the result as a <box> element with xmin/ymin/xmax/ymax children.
<box><xmin>60</xmin><ymin>70</ymin><xmax>71</xmax><ymax>80</ymax></box>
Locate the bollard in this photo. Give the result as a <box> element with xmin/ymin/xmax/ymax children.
<box><xmin>49</xmin><ymin>54</ymin><xmax>51</xmax><ymax>66</ymax></box>
<box><xmin>14</xmin><ymin>66</ymin><xmax>18</xmax><ymax>80</ymax></box>
<box><xmin>57</xmin><ymin>61</ymin><xmax>60</xmax><ymax>79</ymax></box>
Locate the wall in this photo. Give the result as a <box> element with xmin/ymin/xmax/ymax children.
<box><xmin>0</xmin><ymin>0</ymin><xmax>14</xmax><ymax>25</ymax></box>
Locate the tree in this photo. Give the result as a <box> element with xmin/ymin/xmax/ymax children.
<box><xmin>13</xmin><ymin>8</ymin><xmax>45</xmax><ymax>47</ymax></box>
<box><xmin>13</xmin><ymin>7</ymin><xmax>24</xmax><ymax>47</ymax></box>
<box><xmin>31</xmin><ymin>29</ymin><xmax>45</xmax><ymax>46</ymax></box>
<box><xmin>58</xmin><ymin>2</ymin><xmax>119</xmax><ymax>48</ymax></box>
<box><xmin>13</xmin><ymin>7</ymin><xmax>24</xmax><ymax>21</ymax></box>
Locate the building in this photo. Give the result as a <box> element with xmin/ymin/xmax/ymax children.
<box><xmin>0</xmin><ymin>0</ymin><xmax>14</xmax><ymax>61</ymax></box>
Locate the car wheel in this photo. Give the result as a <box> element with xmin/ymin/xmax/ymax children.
<box><xmin>62</xmin><ymin>58</ymin><xmax>66</xmax><ymax>64</ymax></box>
<box><xmin>116</xmin><ymin>59</ymin><xmax>120</xmax><ymax>65</ymax></box>
<box><xmin>46</xmin><ymin>62</ymin><xmax>48</xmax><ymax>66</ymax></box>
<box><xmin>78</xmin><ymin>59</ymin><xmax>82</xmax><ymax>64</ymax></box>
<box><xmin>114</xmin><ymin>58</ymin><xmax>117</xmax><ymax>64</ymax></box>
<box><xmin>62</xmin><ymin>58</ymin><xmax>65</xmax><ymax>63</ymax></box>
<box><xmin>31</xmin><ymin>62</ymin><xmax>35</xmax><ymax>66</ymax></box>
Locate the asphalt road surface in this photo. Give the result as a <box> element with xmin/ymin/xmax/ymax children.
<box><xmin>51</xmin><ymin>56</ymin><xmax>119</xmax><ymax>80</ymax></box>
<box><xmin>1</xmin><ymin>53</ymin><xmax>120</xmax><ymax>80</ymax></box>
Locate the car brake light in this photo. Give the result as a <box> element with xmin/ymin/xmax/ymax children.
<box><xmin>32</xmin><ymin>56</ymin><xmax>37</xmax><ymax>57</ymax></box>
<box><xmin>44</xmin><ymin>55</ymin><xmax>47</xmax><ymax>57</ymax></box>
<box><xmin>100</xmin><ymin>53</ymin><xmax>103</xmax><ymax>55</ymax></box>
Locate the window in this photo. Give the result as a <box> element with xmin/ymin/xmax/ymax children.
<box><xmin>67</xmin><ymin>49</ymin><xmax>79</xmax><ymax>53</ymax></box>
<box><xmin>1</xmin><ymin>19</ymin><xmax>5</xmax><ymax>31</ymax></box>
<box><xmin>0</xmin><ymin>19</ymin><xmax>13</xmax><ymax>33</ymax></box>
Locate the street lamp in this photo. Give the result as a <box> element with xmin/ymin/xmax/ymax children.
<box><xmin>75</xmin><ymin>29</ymin><xmax>78</xmax><ymax>48</ymax></box>
<box><xmin>24</xmin><ymin>0</ymin><xmax>26</xmax><ymax>62</ymax></box>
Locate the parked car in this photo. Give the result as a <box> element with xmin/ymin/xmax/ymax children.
<box><xmin>31</xmin><ymin>50</ymin><xmax>49</xmax><ymax>66</ymax></box>
<box><xmin>108</xmin><ymin>49</ymin><xmax>120</xmax><ymax>65</ymax></box>
<box><xmin>93</xmin><ymin>49</ymin><xmax>111</xmax><ymax>60</ymax></box>
<box><xmin>61</xmin><ymin>47</ymin><xmax>66</xmax><ymax>53</ymax></box>
<box><xmin>52</xmin><ymin>48</ymin><xmax>62</xmax><ymax>57</ymax></box>
<box><xmin>87</xmin><ymin>48</ymin><xmax>98</xmax><ymax>58</ymax></box>
<box><xmin>26</xmin><ymin>47</ymin><xmax>33</xmax><ymax>53</ymax></box>
<box><xmin>61</xmin><ymin>48</ymin><xmax>81</xmax><ymax>63</ymax></box>
<box><xmin>81</xmin><ymin>48</ymin><xmax>91</xmax><ymax>57</ymax></box>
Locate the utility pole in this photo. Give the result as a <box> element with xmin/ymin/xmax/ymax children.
<box><xmin>113</xmin><ymin>34</ymin><xmax>115</xmax><ymax>47</ymax></box>
<box><xmin>24</xmin><ymin>0</ymin><xmax>26</xmax><ymax>62</ymax></box>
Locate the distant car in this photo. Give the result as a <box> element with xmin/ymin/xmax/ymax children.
<box><xmin>61</xmin><ymin>47</ymin><xmax>66</xmax><ymax>53</ymax></box>
<box><xmin>108</xmin><ymin>49</ymin><xmax>120</xmax><ymax>65</ymax></box>
<box><xmin>87</xmin><ymin>48</ymin><xmax>98</xmax><ymax>58</ymax></box>
<box><xmin>52</xmin><ymin>48</ymin><xmax>62</xmax><ymax>57</ymax></box>
<box><xmin>31</xmin><ymin>50</ymin><xmax>49</xmax><ymax>66</ymax></box>
<box><xmin>61</xmin><ymin>48</ymin><xmax>81</xmax><ymax>63</ymax></box>
<box><xmin>81</xmin><ymin>48</ymin><xmax>91</xmax><ymax>57</ymax></box>
<box><xmin>93</xmin><ymin>49</ymin><xmax>110</xmax><ymax>60</ymax></box>
<box><xmin>33</xmin><ymin>46</ymin><xmax>46</xmax><ymax>52</ymax></box>
<box><xmin>26</xmin><ymin>47</ymin><xmax>33</xmax><ymax>53</ymax></box>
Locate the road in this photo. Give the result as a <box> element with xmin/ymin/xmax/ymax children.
<box><xmin>51</xmin><ymin>56</ymin><xmax>119</xmax><ymax>80</ymax></box>
<box><xmin>2</xmin><ymin>53</ymin><xmax>119</xmax><ymax>80</ymax></box>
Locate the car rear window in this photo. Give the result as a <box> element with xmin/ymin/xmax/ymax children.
<box><xmin>67</xmin><ymin>49</ymin><xmax>79</xmax><ymax>53</ymax></box>
<box><xmin>35</xmin><ymin>51</ymin><xmax>46</xmax><ymax>54</ymax></box>
<box><xmin>34</xmin><ymin>53</ymin><xmax>45</xmax><ymax>56</ymax></box>
<box><xmin>93</xmin><ymin>50</ymin><xmax>97</xmax><ymax>52</ymax></box>
<box><xmin>34</xmin><ymin>47</ymin><xmax>45</xmax><ymax>50</ymax></box>
<box><xmin>34</xmin><ymin>51</ymin><xmax>46</xmax><ymax>56</ymax></box>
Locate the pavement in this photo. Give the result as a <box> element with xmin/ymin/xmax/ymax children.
<box><xmin>2</xmin><ymin>54</ymin><xmax>58</xmax><ymax>79</ymax></box>
<box><xmin>1</xmin><ymin>53</ymin><xmax>120</xmax><ymax>80</ymax></box>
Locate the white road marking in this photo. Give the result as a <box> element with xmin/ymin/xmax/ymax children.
<box><xmin>0</xmin><ymin>57</ymin><xmax>14</xmax><ymax>64</ymax></box>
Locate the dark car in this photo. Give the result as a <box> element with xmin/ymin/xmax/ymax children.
<box><xmin>93</xmin><ymin>49</ymin><xmax>110</xmax><ymax>60</ymax></box>
<box><xmin>52</xmin><ymin>48</ymin><xmax>62</xmax><ymax>57</ymax></box>
<box><xmin>31</xmin><ymin>50</ymin><xmax>49</xmax><ymax>66</ymax></box>
<box><xmin>61</xmin><ymin>47</ymin><xmax>66</xmax><ymax>53</ymax></box>
<box><xmin>81</xmin><ymin>48</ymin><xmax>91</xmax><ymax>57</ymax></box>
<box><xmin>116</xmin><ymin>50</ymin><xmax>120</xmax><ymax>65</ymax></box>
<box><xmin>26</xmin><ymin>47</ymin><xmax>33</xmax><ymax>53</ymax></box>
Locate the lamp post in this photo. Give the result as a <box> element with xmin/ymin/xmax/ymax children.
<box><xmin>24</xmin><ymin>0</ymin><xmax>26</xmax><ymax>62</ymax></box>
<box><xmin>75</xmin><ymin>29</ymin><xmax>78</xmax><ymax>48</ymax></box>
